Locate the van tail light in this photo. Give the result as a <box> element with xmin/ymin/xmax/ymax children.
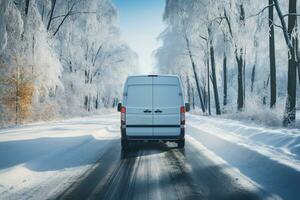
<box><xmin>121</xmin><ymin>107</ymin><xmax>126</xmax><ymax>125</ymax></box>
<box><xmin>180</xmin><ymin>106</ymin><xmax>185</xmax><ymax>125</ymax></box>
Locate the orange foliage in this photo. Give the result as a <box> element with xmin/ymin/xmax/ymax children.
<box><xmin>1</xmin><ymin>58</ymin><xmax>36</xmax><ymax>124</ymax></box>
<box><xmin>19</xmin><ymin>83</ymin><xmax>35</xmax><ymax>120</ymax></box>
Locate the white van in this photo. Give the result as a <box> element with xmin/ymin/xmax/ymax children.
<box><xmin>117</xmin><ymin>75</ymin><xmax>190</xmax><ymax>150</ymax></box>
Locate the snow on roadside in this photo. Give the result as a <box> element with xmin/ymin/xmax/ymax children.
<box><xmin>187</xmin><ymin>114</ymin><xmax>300</xmax><ymax>200</ymax></box>
<box><xmin>187</xmin><ymin>135</ymin><xmax>281</xmax><ymax>200</ymax></box>
<box><xmin>188</xmin><ymin>114</ymin><xmax>300</xmax><ymax>168</ymax></box>
<box><xmin>0</xmin><ymin>113</ymin><xmax>120</xmax><ymax>200</ymax></box>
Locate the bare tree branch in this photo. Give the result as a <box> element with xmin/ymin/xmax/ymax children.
<box><xmin>51</xmin><ymin>11</ymin><xmax>96</xmax><ymax>20</ymax></box>
<box><xmin>283</xmin><ymin>13</ymin><xmax>300</xmax><ymax>18</ymax></box>
<box><xmin>223</xmin><ymin>9</ymin><xmax>233</xmax><ymax>38</ymax></box>
<box><xmin>93</xmin><ymin>44</ymin><xmax>103</xmax><ymax>66</ymax></box>
<box><xmin>273</xmin><ymin>0</ymin><xmax>293</xmax><ymax>49</ymax></box>
<box><xmin>199</xmin><ymin>35</ymin><xmax>207</xmax><ymax>41</ymax></box>
<box><xmin>273</xmin><ymin>22</ymin><xmax>284</xmax><ymax>29</ymax></box>
<box><xmin>52</xmin><ymin>1</ymin><xmax>77</xmax><ymax>36</ymax></box>
<box><xmin>246</xmin><ymin>4</ymin><xmax>274</xmax><ymax>19</ymax></box>
<box><xmin>47</xmin><ymin>0</ymin><xmax>57</xmax><ymax>31</ymax></box>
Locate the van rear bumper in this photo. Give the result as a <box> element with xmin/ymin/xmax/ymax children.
<box><xmin>126</xmin><ymin>136</ymin><xmax>183</xmax><ymax>141</ymax></box>
<box><xmin>121</xmin><ymin>126</ymin><xmax>185</xmax><ymax>141</ymax></box>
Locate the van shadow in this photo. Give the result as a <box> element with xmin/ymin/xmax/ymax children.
<box><xmin>120</xmin><ymin>141</ymin><xmax>182</xmax><ymax>159</ymax></box>
<box><xmin>0</xmin><ymin>135</ymin><xmax>116</xmax><ymax>171</ymax></box>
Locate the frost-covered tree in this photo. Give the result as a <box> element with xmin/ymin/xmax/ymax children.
<box><xmin>156</xmin><ymin>0</ymin><xmax>299</xmax><ymax>126</ymax></box>
<box><xmin>0</xmin><ymin>0</ymin><xmax>61</xmax><ymax>124</ymax></box>
<box><xmin>0</xmin><ymin>0</ymin><xmax>138</xmax><ymax>126</ymax></box>
<box><xmin>273</xmin><ymin>0</ymin><xmax>298</xmax><ymax>125</ymax></box>
<box><xmin>50</xmin><ymin>0</ymin><xmax>139</xmax><ymax>114</ymax></box>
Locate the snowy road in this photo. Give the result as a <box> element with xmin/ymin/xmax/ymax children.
<box><xmin>57</xmin><ymin>138</ymin><xmax>264</xmax><ymax>200</ymax></box>
<box><xmin>0</xmin><ymin>113</ymin><xmax>299</xmax><ymax>200</ymax></box>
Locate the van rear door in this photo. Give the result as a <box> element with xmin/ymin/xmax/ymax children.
<box><xmin>125</xmin><ymin>77</ymin><xmax>153</xmax><ymax>136</ymax></box>
<box><xmin>153</xmin><ymin>76</ymin><xmax>181</xmax><ymax>136</ymax></box>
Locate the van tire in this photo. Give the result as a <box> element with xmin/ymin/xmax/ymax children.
<box><xmin>177</xmin><ymin>139</ymin><xmax>185</xmax><ymax>148</ymax></box>
<box><xmin>121</xmin><ymin>139</ymin><xmax>128</xmax><ymax>150</ymax></box>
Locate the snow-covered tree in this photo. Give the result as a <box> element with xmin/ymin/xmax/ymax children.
<box><xmin>0</xmin><ymin>0</ymin><xmax>138</xmax><ymax>126</ymax></box>
<box><xmin>156</xmin><ymin>0</ymin><xmax>299</xmax><ymax>126</ymax></box>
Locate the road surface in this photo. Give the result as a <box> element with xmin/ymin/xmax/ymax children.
<box><xmin>1</xmin><ymin>113</ymin><xmax>299</xmax><ymax>200</ymax></box>
<box><xmin>55</xmin><ymin>138</ymin><xmax>267</xmax><ymax>200</ymax></box>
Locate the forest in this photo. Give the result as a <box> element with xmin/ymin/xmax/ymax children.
<box><xmin>0</xmin><ymin>0</ymin><xmax>299</xmax><ymax>127</ymax></box>
<box><xmin>156</xmin><ymin>0</ymin><xmax>300</xmax><ymax>127</ymax></box>
<box><xmin>0</xmin><ymin>0</ymin><xmax>138</xmax><ymax>126</ymax></box>
<box><xmin>1</xmin><ymin>1</ymin><xmax>300</xmax><ymax>199</ymax></box>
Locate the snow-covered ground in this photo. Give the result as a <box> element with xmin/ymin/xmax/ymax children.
<box><xmin>188</xmin><ymin>115</ymin><xmax>300</xmax><ymax>169</ymax></box>
<box><xmin>0</xmin><ymin>114</ymin><xmax>119</xmax><ymax>199</ymax></box>
<box><xmin>188</xmin><ymin>114</ymin><xmax>300</xmax><ymax>200</ymax></box>
<box><xmin>0</xmin><ymin>113</ymin><xmax>299</xmax><ymax>199</ymax></box>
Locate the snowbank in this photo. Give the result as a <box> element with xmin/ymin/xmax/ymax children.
<box><xmin>191</xmin><ymin>103</ymin><xmax>300</xmax><ymax>128</ymax></box>
<box><xmin>188</xmin><ymin>114</ymin><xmax>300</xmax><ymax>168</ymax></box>
<box><xmin>0</xmin><ymin>113</ymin><xmax>119</xmax><ymax>200</ymax></box>
<box><xmin>188</xmin><ymin>114</ymin><xmax>300</xmax><ymax>200</ymax></box>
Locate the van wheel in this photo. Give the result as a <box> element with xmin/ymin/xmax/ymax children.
<box><xmin>121</xmin><ymin>139</ymin><xmax>128</xmax><ymax>150</ymax></box>
<box><xmin>177</xmin><ymin>139</ymin><xmax>185</xmax><ymax>148</ymax></box>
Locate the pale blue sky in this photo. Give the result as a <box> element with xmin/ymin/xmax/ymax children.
<box><xmin>113</xmin><ymin>0</ymin><xmax>165</xmax><ymax>73</ymax></box>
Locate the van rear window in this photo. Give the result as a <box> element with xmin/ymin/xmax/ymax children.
<box><xmin>126</xmin><ymin>85</ymin><xmax>152</xmax><ymax>108</ymax></box>
<box><xmin>153</xmin><ymin>85</ymin><xmax>180</xmax><ymax>107</ymax></box>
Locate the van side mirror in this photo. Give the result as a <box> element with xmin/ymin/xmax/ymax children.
<box><xmin>185</xmin><ymin>103</ymin><xmax>190</xmax><ymax>112</ymax></box>
<box><xmin>117</xmin><ymin>103</ymin><xmax>122</xmax><ymax>112</ymax></box>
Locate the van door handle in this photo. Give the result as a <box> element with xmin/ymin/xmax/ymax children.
<box><xmin>154</xmin><ymin>109</ymin><xmax>162</xmax><ymax>113</ymax></box>
<box><xmin>143</xmin><ymin>109</ymin><xmax>152</xmax><ymax>113</ymax></box>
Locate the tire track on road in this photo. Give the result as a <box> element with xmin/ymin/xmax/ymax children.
<box><xmin>54</xmin><ymin>140</ymin><xmax>120</xmax><ymax>200</ymax></box>
<box><xmin>56</xmin><ymin>140</ymin><xmax>267</xmax><ymax>200</ymax></box>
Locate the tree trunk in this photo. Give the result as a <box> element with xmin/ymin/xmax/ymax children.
<box><xmin>15</xmin><ymin>67</ymin><xmax>20</xmax><ymax>125</ymax></box>
<box><xmin>243</xmin><ymin>51</ymin><xmax>246</xmax><ymax>100</ymax></box>
<box><xmin>251</xmin><ymin>63</ymin><xmax>256</xmax><ymax>92</ymax></box>
<box><xmin>223</xmin><ymin>52</ymin><xmax>227</xmax><ymax>106</ymax></box>
<box><xmin>32</xmin><ymin>35</ymin><xmax>35</xmax><ymax>73</ymax></box>
<box><xmin>185</xmin><ymin>36</ymin><xmax>206</xmax><ymax>113</ymax></box>
<box><xmin>297</xmin><ymin>33</ymin><xmax>300</xmax><ymax>87</ymax></box>
<box><xmin>236</xmin><ymin>49</ymin><xmax>244</xmax><ymax>111</ymax></box>
<box><xmin>47</xmin><ymin>0</ymin><xmax>57</xmax><ymax>31</ymax></box>
<box><xmin>209</xmin><ymin>37</ymin><xmax>221</xmax><ymax>115</ymax></box>
<box><xmin>298</xmin><ymin>60</ymin><xmax>300</xmax><ymax>87</ymax></box>
<box><xmin>251</xmin><ymin>29</ymin><xmax>259</xmax><ymax>93</ymax></box>
<box><xmin>201</xmin><ymin>86</ymin><xmax>207</xmax><ymax>109</ymax></box>
<box><xmin>41</xmin><ymin>4</ymin><xmax>45</xmax><ymax>21</ymax></box>
<box><xmin>207</xmin><ymin>49</ymin><xmax>211</xmax><ymax>115</ymax></box>
<box><xmin>283</xmin><ymin>0</ymin><xmax>297</xmax><ymax>126</ymax></box>
<box><xmin>224</xmin><ymin>6</ymin><xmax>245</xmax><ymax>111</ymax></box>
<box><xmin>187</xmin><ymin>75</ymin><xmax>191</xmax><ymax>103</ymax></box>
<box><xmin>25</xmin><ymin>0</ymin><xmax>30</xmax><ymax>15</ymax></box>
<box><xmin>15</xmin><ymin>82</ymin><xmax>19</xmax><ymax>125</ymax></box>
<box><xmin>296</xmin><ymin>19</ymin><xmax>300</xmax><ymax>88</ymax></box>
<box><xmin>298</xmin><ymin>53</ymin><xmax>300</xmax><ymax>87</ymax></box>
<box><xmin>263</xmin><ymin>75</ymin><xmax>270</xmax><ymax>105</ymax></box>
<box><xmin>269</xmin><ymin>0</ymin><xmax>277</xmax><ymax>108</ymax></box>
<box><xmin>237</xmin><ymin>4</ymin><xmax>245</xmax><ymax>111</ymax></box>
<box><xmin>84</xmin><ymin>96</ymin><xmax>88</xmax><ymax>110</ymax></box>
<box><xmin>192</xmin><ymin>87</ymin><xmax>195</xmax><ymax>110</ymax></box>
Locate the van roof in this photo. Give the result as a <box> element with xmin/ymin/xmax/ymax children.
<box><xmin>127</xmin><ymin>74</ymin><xmax>180</xmax><ymax>78</ymax></box>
